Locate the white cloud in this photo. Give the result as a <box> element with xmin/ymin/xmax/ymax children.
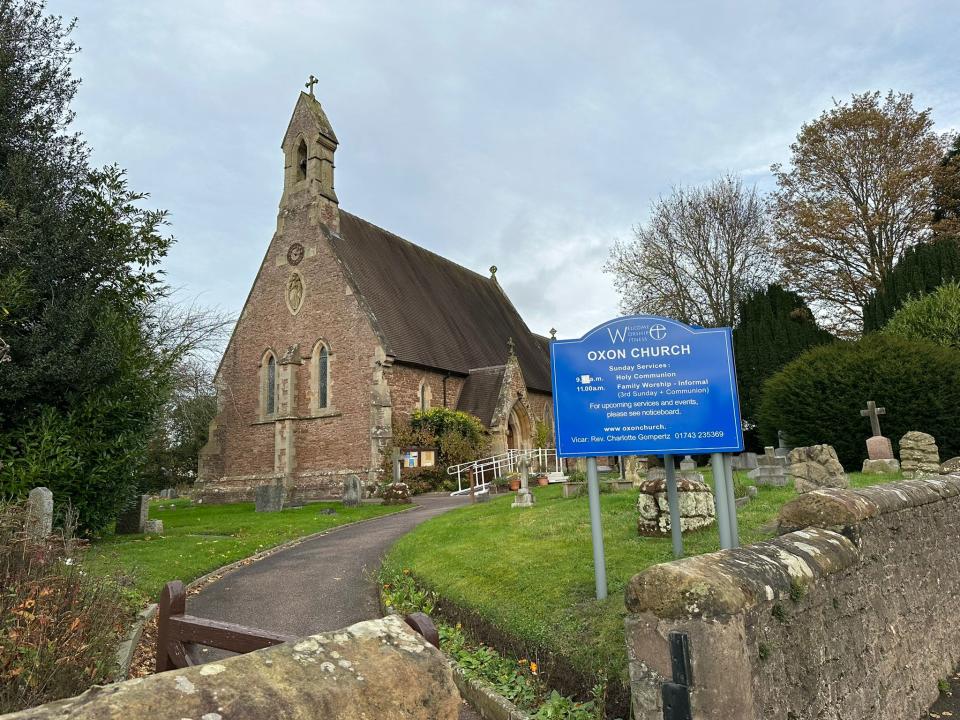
<box><xmin>51</xmin><ymin>0</ymin><xmax>960</xmax><ymax>341</ymax></box>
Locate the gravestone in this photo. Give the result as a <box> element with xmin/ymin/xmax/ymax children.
<box><xmin>144</xmin><ymin>519</ymin><xmax>164</xmax><ymax>535</ymax></box>
<box><xmin>731</xmin><ymin>452</ymin><xmax>759</xmax><ymax>470</ymax></box>
<box><xmin>775</xmin><ymin>430</ymin><xmax>792</xmax><ymax>458</ymax></box>
<box><xmin>860</xmin><ymin>400</ymin><xmax>899</xmax><ymax>473</ymax></box>
<box><xmin>116</xmin><ymin>494</ymin><xmax>150</xmax><ymax>534</ymax></box>
<box><xmin>679</xmin><ymin>455</ymin><xmax>696</xmax><ymax>472</ymax></box>
<box><xmin>788</xmin><ymin>444</ymin><xmax>848</xmax><ymax>494</ymax></box>
<box><xmin>748</xmin><ymin>446</ymin><xmax>789</xmax><ymax>487</ymax></box>
<box><xmin>255</xmin><ymin>481</ymin><xmax>286</xmax><ymax>512</ymax></box>
<box><xmin>382</xmin><ymin>482</ymin><xmax>412</xmax><ymax>505</ymax></box>
<box><xmin>624</xmin><ymin>456</ymin><xmax>648</xmax><ymax>486</ymax></box>
<box><xmin>26</xmin><ymin>487</ymin><xmax>53</xmax><ymax>538</ymax></box>
<box><xmin>636</xmin><ymin>477</ymin><xmax>715</xmax><ymax>536</ymax></box>
<box><xmin>899</xmin><ymin>431</ymin><xmax>940</xmax><ymax>479</ymax></box>
<box><xmin>342</xmin><ymin>474</ymin><xmax>363</xmax><ymax>507</ymax></box>
<box><xmin>940</xmin><ymin>457</ymin><xmax>960</xmax><ymax>475</ymax></box>
<box><xmin>159</xmin><ymin>488</ymin><xmax>179</xmax><ymax>500</ymax></box>
<box><xmin>512</xmin><ymin>456</ymin><xmax>535</xmax><ymax>508</ymax></box>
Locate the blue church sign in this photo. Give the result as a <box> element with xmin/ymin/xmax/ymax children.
<box><xmin>550</xmin><ymin>316</ymin><xmax>744</xmax><ymax>457</ymax></box>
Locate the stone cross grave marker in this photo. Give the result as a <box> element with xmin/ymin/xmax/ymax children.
<box><xmin>859</xmin><ymin>400</ymin><xmax>898</xmax><ymax>472</ymax></box>
<box><xmin>748</xmin><ymin>446</ymin><xmax>789</xmax><ymax>486</ymax></box>
<box><xmin>512</xmin><ymin>455</ymin><xmax>535</xmax><ymax>508</ymax></box>
<box><xmin>27</xmin><ymin>487</ymin><xmax>53</xmax><ymax>538</ymax></box>
<box><xmin>860</xmin><ymin>400</ymin><xmax>886</xmax><ymax>437</ymax></box>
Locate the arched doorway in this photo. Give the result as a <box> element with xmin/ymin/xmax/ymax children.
<box><xmin>506</xmin><ymin>401</ymin><xmax>532</xmax><ymax>451</ymax></box>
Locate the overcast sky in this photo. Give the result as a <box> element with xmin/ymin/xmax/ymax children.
<box><xmin>51</xmin><ymin>0</ymin><xmax>960</xmax><ymax>339</ymax></box>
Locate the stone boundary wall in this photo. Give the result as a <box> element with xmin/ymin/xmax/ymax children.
<box><xmin>1</xmin><ymin>616</ymin><xmax>460</xmax><ymax>720</ymax></box>
<box><xmin>624</xmin><ymin>475</ymin><xmax>960</xmax><ymax>720</ymax></box>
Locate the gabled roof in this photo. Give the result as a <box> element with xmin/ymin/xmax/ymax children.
<box><xmin>456</xmin><ymin>366</ymin><xmax>507</xmax><ymax>426</ymax></box>
<box><xmin>330</xmin><ymin>211</ymin><xmax>552</xmax><ymax>392</ymax></box>
<box><xmin>282</xmin><ymin>92</ymin><xmax>338</xmax><ymax>147</ymax></box>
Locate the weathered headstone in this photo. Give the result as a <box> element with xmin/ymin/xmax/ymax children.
<box><xmin>342</xmin><ymin>474</ymin><xmax>363</xmax><ymax>507</ymax></box>
<box><xmin>116</xmin><ymin>494</ymin><xmax>150</xmax><ymax>534</ymax></box>
<box><xmin>159</xmin><ymin>488</ymin><xmax>179</xmax><ymax>500</ymax></box>
<box><xmin>899</xmin><ymin>431</ymin><xmax>940</xmax><ymax>479</ymax></box>
<box><xmin>255</xmin><ymin>481</ymin><xmax>286</xmax><ymax>512</ymax></box>
<box><xmin>636</xmin><ymin>476</ymin><xmax>716</xmax><ymax>536</ymax></box>
<box><xmin>748</xmin><ymin>446</ymin><xmax>789</xmax><ymax>487</ymax></box>
<box><xmin>731</xmin><ymin>452</ymin><xmax>759</xmax><ymax>470</ymax></box>
<box><xmin>940</xmin><ymin>457</ymin><xmax>960</xmax><ymax>475</ymax></box>
<box><xmin>512</xmin><ymin>456</ymin><xmax>535</xmax><ymax>508</ymax></box>
<box><xmin>775</xmin><ymin>430</ymin><xmax>792</xmax><ymax>458</ymax></box>
<box><xmin>382</xmin><ymin>481</ymin><xmax>412</xmax><ymax>505</ymax></box>
<box><xmin>788</xmin><ymin>444</ymin><xmax>848</xmax><ymax>493</ymax></box>
<box><xmin>144</xmin><ymin>519</ymin><xmax>164</xmax><ymax>535</ymax></box>
<box><xmin>625</xmin><ymin>456</ymin><xmax>648</xmax><ymax>486</ymax></box>
<box><xmin>26</xmin><ymin>487</ymin><xmax>53</xmax><ymax>538</ymax></box>
<box><xmin>679</xmin><ymin>455</ymin><xmax>696</xmax><ymax>472</ymax></box>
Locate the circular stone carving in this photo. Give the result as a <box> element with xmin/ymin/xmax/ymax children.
<box><xmin>287</xmin><ymin>243</ymin><xmax>305</xmax><ymax>266</ymax></box>
<box><xmin>286</xmin><ymin>272</ymin><xmax>304</xmax><ymax>315</ymax></box>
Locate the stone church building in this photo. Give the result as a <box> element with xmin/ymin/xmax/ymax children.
<box><xmin>196</xmin><ymin>89</ymin><xmax>553</xmax><ymax>503</ymax></box>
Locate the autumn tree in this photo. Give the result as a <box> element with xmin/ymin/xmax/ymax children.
<box><xmin>771</xmin><ymin>91</ymin><xmax>947</xmax><ymax>335</ymax></box>
<box><xmin>605</xmin><ymin>174</ymin><xmax>776</xmax><ymax>327</ymax></box>
<box><xmin>932</xmin><ymin>133</ymin><xmax>960</xmax><ymax>237</ymax></box>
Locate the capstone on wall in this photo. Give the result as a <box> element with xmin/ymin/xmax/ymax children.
<box><xmin>624</xmin><ymin>475</ymin><xmax>960</xmax><ymax>720</ymax></box>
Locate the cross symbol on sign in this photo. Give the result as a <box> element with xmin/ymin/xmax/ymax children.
<box><xmin>860</xmin><ymin>400</ymin><xmax>886</xmax><ymax>437</ymax></box>
<box><xmin>649</xmin><ymin>324</ymin><xmax>667</xmax><ymax>340</ymax></box>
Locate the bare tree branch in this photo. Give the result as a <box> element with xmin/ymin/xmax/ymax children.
<box><xmin>605</xmin><ymin>173</ymin><xmax>777</xmax><ymax>327</ymax></box>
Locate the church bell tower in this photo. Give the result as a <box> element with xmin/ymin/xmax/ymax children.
<box><xmin>280</xmin><ymin>75</ymin><xmax>339</xmax><ymax>233</ymax></box>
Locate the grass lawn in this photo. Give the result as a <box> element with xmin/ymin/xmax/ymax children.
<box><xmin>87</xmin><ymin>499</ymin><xmax>406</xmax><ymax>604</ymax></box>
<box><xmin>383</xmin><ymin>469</ymin><xmax>901</xmax><ymax>700</ymax></box>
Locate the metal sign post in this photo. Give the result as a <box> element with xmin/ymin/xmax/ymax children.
<box><xmin>585</xmin><ymin>457</ymin><xmax>608</xmax><ymax>599</ymax></box>
<box><xmin>723</xmin><ymin>454</ymin><xmax>740</xmax><ymax>547</ymax></box>
<box><xmin>710</xmin><ymin>452</ymin><xmax>732</xmax><ymax>549</ymax></box>
<box><xmin>663</xmin><ymin>455</ymin><xmax>683</xmax><ymax>558</ymax></box>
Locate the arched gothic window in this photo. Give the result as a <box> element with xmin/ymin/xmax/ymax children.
<box><xmin>296</xmin><ymin>138</ymin><xmax>307</xmax><ymax>181</ymax></box>
<box><xmin>266</xmin><ymin>355</ymin><xmax>277</xmax><ymax>416</ymax></box>
<box><xmin>419</xmin><ymin>380</ymin><xmax>430</xmax><ymax>411</ymax></box>
<box><xmin>317</xmin><ymin>345</ymin><xmax>329</xmax><ymax>409</ymax></box>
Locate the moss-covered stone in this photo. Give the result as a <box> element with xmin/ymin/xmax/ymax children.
<box><xmin>777</xmin><ymin>488</ymin><xmax>878</xmax><ymax>532</ymax></box>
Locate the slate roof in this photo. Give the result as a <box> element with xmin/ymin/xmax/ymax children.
<box><xmin>455</xmin><ymin>366</ymin><xmax>507</xmax><ymax>426</ymax></box>
<box><xmin>331</xmin><ymin>211</ymin><xmax>552</xmax><ymax>392</ymax></box>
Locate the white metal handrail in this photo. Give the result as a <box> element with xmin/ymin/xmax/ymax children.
<box><xmin>448</xmin><ymin>448</ymin><xmax>562</xmax><ymax>495</ymax></box>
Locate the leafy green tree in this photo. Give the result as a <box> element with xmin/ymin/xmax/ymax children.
<box><xmin>733</xmin><ymin>284</ymin><xmax>835</xmax><ymax>450</ymax></box>
<box><xmin>0</xmin><ymin>1</ymin><xmax>175</xmax><ymax>532</ymax></box>
<box><xmin>861</xmin><ymin>237</ymin><xmax>960</xmax><ymax>331</ymax></box>
<box><xmin>882</xmin><ymin>281</ymin><xmax>960</xmax><ymax>349</ymax></box>
<box><xmin>758</xmin><ymin>334</ymin><xmax>960</xmax><ymax>468</ymax></box>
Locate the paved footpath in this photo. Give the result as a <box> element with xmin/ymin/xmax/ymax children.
<box><xmin>188</xmin><ymin>493</ymin><xmax>470</xmax><ymax>637</ymax></box>
<box><xmin>188</xmin><ymin>493</ymin><xmax>480</xmax><ymax>718</ymax></box>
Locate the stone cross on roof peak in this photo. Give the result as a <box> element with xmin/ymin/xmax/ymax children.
<box><xmin>860</xmin><ymin>400</ymin><xmax>886</xmax><ymax>437</ymax></box>
<box><xmin>305</xmin><ymin>74</ymin><xmax>318</xmax><ymax>97</ymax></box>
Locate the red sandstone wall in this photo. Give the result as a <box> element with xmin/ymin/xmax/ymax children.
<box><xmin>214</xmin><ymin>207</ymin><xmax>384</xmax><ymax>481</ymax></box>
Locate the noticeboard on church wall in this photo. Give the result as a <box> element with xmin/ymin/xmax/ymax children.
<box><xmin>550</xmin><ymin>315</ymin><xmax>744</xmax><ymax>457</ymax></box>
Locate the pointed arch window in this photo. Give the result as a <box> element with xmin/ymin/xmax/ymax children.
<box><xmin>296</xmin><ymin>138</ymin><xmax>307</xmax><ymax>181</ymax></box>
<box><xmin>317</xmin><ymin>345</ymin><xmax>329</xmax><ymax>409</ymax></box>
<box><xmin>266</xmin><ymin>355</ymin><xmax>277</xmax><ymax>415</ymax></box>
<box><xmin>418</xmin><ymin>379</ymin><xmax>431</xmax><ymax>411</ymax></box>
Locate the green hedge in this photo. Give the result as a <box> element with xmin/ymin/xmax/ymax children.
<box><xmin>862</xmin><ymin>238</ymin><xmax>960</xmax><ymax>331</ymax></box>
<box><xmin>758</xmin><ymin>334</ymin><xmax>960</xmax><ymax>468</ymax></box>
<box><xmin>883</xmin><ymin>281</ymin><xmax>960</xmax><ymax>349</ymax></box>
<box><xmin>733</xmin><ymin>284</ymin><xmax>835</xmax><ymax>450</ymax></box>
